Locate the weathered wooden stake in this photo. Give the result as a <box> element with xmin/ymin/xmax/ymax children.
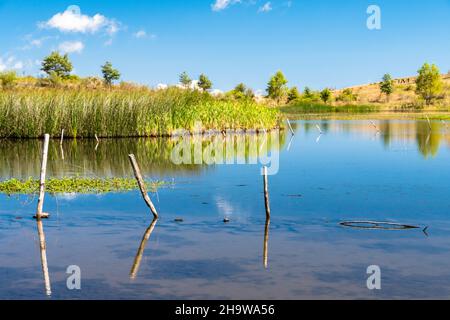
<box><xmin>60</xmin><ymin>129</ymin><xmax>64</xmax><ymax>145</ymax></box>
<box><xmin>426</xmin><ymin>116</ymin><xmax>432</xmax><ymax>131</ymax></box>
<box><xmin>128</xmin><ymin>154</ymin><xmax>159</xmax><ymax>219</ymax></box>
<box><xmin>130</xmin><ymin>218</ymin><xmax>158</xmax><ymax>279</ymax></box>
<box><xmin>36</xmin><ymin>134</ymin><xmax>50</xmax><ymax>218</ymax></box>
<box><xmin>263</xmin><ymin>166</ymin><xmax>271</xmax><ymax>220</ymax></box>
<box><xmin>370</xmin><ymin>120</ymin><xmax>379</xmax><ymax>132</ymax></box>
<box><xmin>316</xmin><ymin>124</ymin><xmax>323</xmax><ymax>134</ymax></box>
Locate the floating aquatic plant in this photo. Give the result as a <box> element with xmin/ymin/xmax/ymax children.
<box><xmin>0</xmin><ymin>177</ymin><xmax>167</xmax><ymax>195</ymax></box>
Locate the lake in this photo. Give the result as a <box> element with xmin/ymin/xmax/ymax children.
<box><xmin>1</xmin><ymin>119</ymin><xmax>449</xmax><ymax>299</ymax></box>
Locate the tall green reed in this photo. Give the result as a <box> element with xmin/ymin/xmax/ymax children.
<box><xmin>0</xmin><ymin>87</ymin><xmax>279</xmax><ymax>138</ymax></box>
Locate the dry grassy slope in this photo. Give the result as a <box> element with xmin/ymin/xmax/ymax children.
<box><xmin>333</xmin><ymin>74</ymin><xmax>450</xmax><ymax>106</ymax></box>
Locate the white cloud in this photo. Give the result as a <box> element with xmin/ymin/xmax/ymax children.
<box><xmin>258</xmin><ymin>2</ymin><xmax>272</xmax><ymax>13</ymax></box>
<box><xmin>40</xmin><ymin>5</ymin><xmax>119</xmax><ymax>35</ymax></box>
<box><xmin>134</xmin><ymin>30</ymin><xmax>147</xmax><ymax>38</ymax></box>
<box><xmin>0</xmin><ymin>55</ymin><xmax>24</xmax><ymax>72</ymax></box>
<box><xmin>212</xmin><ymin>0</ymin><xmax>241</xmax><ymax>11</ymax></box>
<box><xmin>156</xmin><ymin>83</ymin><xmax>168</xmax><ymax>90</ymax></box>
<box><xmin>210</xmin><ymin>89</ymin><xmax>224</xmax><ymax>97</ymax></box>
<box><xmin>58</xmin><ymin>41</ymin><xmax>84</xmax><ymax>54</ymax></box>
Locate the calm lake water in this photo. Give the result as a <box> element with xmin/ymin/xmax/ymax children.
<box><xmin>1</xmin><ymin>119</ymin><xmax>449</xmax><ymax>299</ymax></box>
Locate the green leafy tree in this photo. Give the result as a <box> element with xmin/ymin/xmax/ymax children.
<box><xmin>0</xmin><ymin>71</ymin><xmax>18</xmax><ymax>88</ymax></box>
<box><xmin>101</xmin><ymin>61</ymin><xmax>121</xmax><ymax>86</ymax></box>
<box><xmin>230</xmin><ymin>83</ymin><xmax>254</xmax><ymax>100</ymax></box>
<box><xmin>266</xmin><ymin>71</ymin><xmax>288</xmax><ymax>102</ymax></box>
<box><xmin>287</xmin><ymin>87</ymin><xmax>300</xmax><ymax>103</ymax></box>
<box><xmin>379</xmin><ymin>73</ymin><xmax>394</xmax><ymax>101</ymax></box>
<box><xmin>303</xmin><ymin>86</ymin><xmax>313</xmax><ymax>99</ymax></box>
<box><xmin>198</xmin><ymin>74</ymin><xmax>212</xmax><ymax>91</ymax></box>
<box><xmin>320</xmin><ymin>88</ymin><xmax>332</xmax><ymax>104</ymax></box>
<box><xmin>415</xmin><ymin>63</ymin><xmax>443</xmax><ymax>105</ymax></box>
<box><xmin>337</xmin><ymin>88</ymin><xmax>357</xmax><ymax>102</ymax></box>
<box><xmin>179</xmin><ymin>71</ymin><xmax>192</xmax><ymax>88</ymax></box>
<box><xmin>41</xmin><ymin>51</ymin><xmax>73</xmax><ymax>79</ymax></box>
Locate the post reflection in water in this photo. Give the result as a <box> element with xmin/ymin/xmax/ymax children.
<box><xmin>36</xmin><ymin>217</ymin><xmax>52</xmax><ymax>296</ymax></box>
<box><xmin>263</xmin><ymin>218</ymin><xmax>270</xmax><ymax>269</ymax></box>
<box><xmin>130</xmin><ymin>218</ymin><xmax>158</xmax><ymax>279</ymax></box>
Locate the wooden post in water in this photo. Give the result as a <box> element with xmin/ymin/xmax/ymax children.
<box><xmin>60</xmin><ymin>129</ymin><xmax>65</xmax><ymax>160</ymax></box>
<box><xmin>130</xmin><ymin>218</ymin><xmax>158</xmax><ymax>279</ymax></box>
<box><xmin>426</xmin><ymin>116</ymin><xmax>432</xmax><ymax>131</ymax></box>
<box><xmin>128</xmin><ymin>154</ymin><xmax>159</xmax><ymax>219</ymax></box>
<box><xmin>36</xmin><ymin>134</ymin><xmax>50</xmax><ymax>218</ymax></box>
<box><xmin>60</xmin><ymin>129</ymin><xmax>64</xmax><ymax>145</ymax></box>
<box><xmin>263</xmin><ymin>166</ymin><xmax>271</xmax><ymax>220</ymax></box>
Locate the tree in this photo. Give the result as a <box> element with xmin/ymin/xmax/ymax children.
<box><xmin>337</xmin><ymin>88</ymin><xmax>357</xmax><ymax>102</ymax></box>
<box><xmin>230</xmin><ymin>83</ymin><xmax>254</xmax><ymax>100</ymax></box>
<box><xmin>287</xmin><ymin>87</ymin><xmax>300</xmax><ymax>103</ymax></box>
<box><xmin>101</xmin><ymin>61</ymin><xmax>121</xmax><ymax>86</ymax></box>
<box><xmin>415</xmin><ymin>63</ymin><xmax>443</xmax><ymax>105</ymax></box>
<box><xmin>379</xmin><ymin>73</ymin><xmax>394</xmax><ymax>101</ymax></box>
<box><xmin>0</xmin><ymin>71</ymin><xmax>17</xmax><ymax>88</ymax></box>
<box><xmin>198</xmin><ymin>74</ymin><xmax>212</xmax><ymax>91</ymax></box>
<box><xmin>266</xmin><ymin>70</ymin><xmax>288</xmax><ymax>102</ymax></box>
<box><xmin>320</xmin><ymin>88</ymin><xmax>332</xmax><ymax>104</ymax></box>
<box><xmin>303</xmin><ymin>86</ymin><xmax>313</xmax><ymax>99</ymax></box>
<box><xmin>179</xmin><ymin>71</ymin><xmax>192</xmax><ymax>88</ymax></box>
<box><xmin>41</xmin><ymin>51</ymin><xmax>73</xmax><ymax>78</ymax></box>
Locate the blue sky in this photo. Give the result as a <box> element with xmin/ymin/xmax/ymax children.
<box><xmin>0</xmin><ymin>0</ymin><xmax>449</xmax><ymax>91</ymax></box>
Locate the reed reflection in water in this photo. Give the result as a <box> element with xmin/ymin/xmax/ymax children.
<box><xmin>0</xmin><ymin>132</ymin><xmax>285</xmax><ymax>179</ymax></box>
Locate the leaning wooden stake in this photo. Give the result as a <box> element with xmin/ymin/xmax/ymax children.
<box><xmin>263</xmin><ymin>166</ymin><xmax>271</xmax><ymax>220</ymax></box>
<box><xmin>128</xmin><ymin>154</ymin><xmax>158</xmax><ymax>219</ymax></box>
<box><xmin>426</xmin><ymin>116</ymin><xmax>432</xmax><ymax>131</ymax></box>
<box><xmin>36</xmin><ymin>134</ymin><xmax>50</xmax><ymax>218</ymax></box>
<box><xmin>60</xmin><ymin>129</ymin><xmax>64</xmax><ymax>145</ymax></box>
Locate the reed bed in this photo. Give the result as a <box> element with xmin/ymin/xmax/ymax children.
<box><xmin>0</xmin><ymin>87</ymin><xmax>279</xmax><ymax>138</ymax></box>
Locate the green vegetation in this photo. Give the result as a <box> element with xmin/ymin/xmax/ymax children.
<box><xmin>179</xmin><ymin>71</ymin><xmax>192</xmax><ymax>88</ymax></box>
<box><xmin>0</xmin><ymin>87</ymin><xmax>279</xmax><ymax>138</ymax></box>
<box><xmin>320</xmin><ymin>88</ymin><xmax>332</xmax><ymax>104</ymax></box>
<box><xmin>0</xmin><ymin>71</ymin><xmax>18</xmax><ymax>89</ymax></box>
<box><xmin>287</xmin><ymin>87</ymin><xmax>300</xmax><ymax>103</ymax></box>
<box><xmin>336</xmin><ymin>88</ymin><xmax>358</xmax><ymax>102</ymax></box>
<box><xmin>280</xmin><ymin>102</ymin><xmax>380</xmax><ymax>116</ymax></box>
<box><xmin>415</xmin><ymin>63</ymin><xmax>443</xmax><ymax>105</ymax></box>
<box><xmin>41</xmin><ymin>51</ymin><xmax>73</xmax><ymax>79</ymax></box>
<box><xmin>101</xmin><ymin>61</ymin><xmax>121</xmax><ymax>86</ymax></box>
<box><xmin>228</xmin><ymin>83</ymin><xmax>254</xmax><ymax>100</ymax></box>
<box><xmin>267</xmin><ymin>71</ymin><xmax>288</xmax><ymax>102</ymax></box>
<box><xmin>380</xmin><ymin>73</ymin><xmax>394</xmax><ymax>101</ymax></box>
<box><xmin>198</xmin><ymin>74</ymin><xmax>213</xmax><ymax>91</ymax></box>
<box><xmin>0</xmin><ymin>177</ymin><xmax>166</xmax><ymax>195</ymax></box>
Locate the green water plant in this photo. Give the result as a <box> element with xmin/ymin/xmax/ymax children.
<box><xmin>0</xmin><ymin>87</ymin><xmax>279</xmax><ymax>138</ymax></box>
<box><xmin>0</xmin><ymin>177</ymin><xmax>166</xmax><ymax>195</ymax></box>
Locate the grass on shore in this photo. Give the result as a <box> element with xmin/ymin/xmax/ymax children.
<box><xmin>0</xmin><ymin>177</ymin><xmax>166</xmax><ymax>195</ymax></box>
<box><xmin>279</xmin><ymin>101</ymin><xmax>450</xmax><ymax>120</ymax></box>
<box><xmin>280</xmin><ymin>102</ymin><xmax>381</xmax><ymax>114</ymax></box>
<box><xmin>0</xmin><ymin>87</ymin><xmax>279</xmax><ymax>138</ymax></box>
